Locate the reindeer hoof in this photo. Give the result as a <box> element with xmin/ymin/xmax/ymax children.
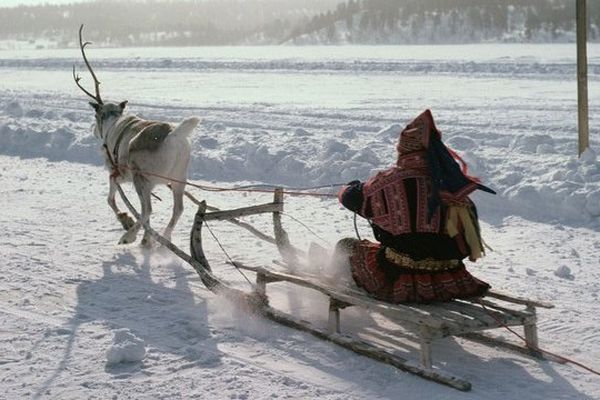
<box><xmin>117</xmin><ymin>212</ymin><xmax>135</xmax><ymax>231</ymax></box>
<box><xmin>118</xmin><ymin>232</ymin><xmax>136</xmax><ymax>245</ymax></box>
<box><xmin>140</xmin><ymin>236</ymin><xmax>155</xmax><ymax>248</ymax></box>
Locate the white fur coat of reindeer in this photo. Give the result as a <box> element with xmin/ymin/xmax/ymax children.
<box><xmin>73</xmin><ymin>25</ymin><xmax>199</xmax><ymax>246</ymax></box>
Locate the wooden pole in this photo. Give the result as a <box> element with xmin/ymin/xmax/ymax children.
<box><xmin>577</xmin><ymin>0</ymin><xmax>590</xmax><ymax>156</ymax></box>
<box><xmin>273</xmin><ymin>188</ymin><xmax>300</xmax><ymax>266</ymax></box>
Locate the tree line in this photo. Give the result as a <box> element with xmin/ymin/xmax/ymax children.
<box><xmin>287</xmin><ymin>0</ymin><xmax>600</xmax><ymax>44</ymax></box>
<box><xmin>0</xmin><ymin>0</ymin><xmax>598</xmax><ymax>46</ymax></box>
<box><xmin>0</xmin><ymin>0</ymin><xmax>338</xmax><ymax>46</ymax></box>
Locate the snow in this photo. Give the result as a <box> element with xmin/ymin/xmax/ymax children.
<box><xmin>106</xmin><ymin>329</ymin><xmax>146</xmax><ymax>366</ymax></box>
<box><xmin>553</xmin><ymin>265</ymin><xmax>575</xmax><ymax>281</ymax></box>
<box><xmin>1</xmin><ymin>44</ymin><xmax>599</xmax><ymax>399</ymax></box>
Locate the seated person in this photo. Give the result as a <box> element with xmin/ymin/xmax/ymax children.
<box><xmin>336</xmin><ymin>109</ymin><xmax>495</xmax><ymax>303</ymax></box>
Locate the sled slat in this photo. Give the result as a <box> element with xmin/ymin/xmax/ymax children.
<box><xmin>428</xmin><ymin>300</ymin><xmax>529</xmax><ymax>331</ymax></box>
<box><xmin>485</xmin><ymin>290</ymin><xmax>554</xmax><ymax>309</ymax></box>
<box><xmin>462</xmin><ymin>298</ymin><xmax>536</xmax><ymax>321</ymax></box>
<box><xmin>235</xmin><ymin>263</ymin><xmax>476</xmax><ymax>332</ymax></box>
<box><xmin>202</xmin><ymin>202</ymin><xmax>282</xmax><ymax>221</ymax></box>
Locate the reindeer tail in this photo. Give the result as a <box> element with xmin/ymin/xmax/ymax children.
<box><xmin>171</xmin><ymin>117</ymin><xmax>200</xmax><ymax>138</ymax></box>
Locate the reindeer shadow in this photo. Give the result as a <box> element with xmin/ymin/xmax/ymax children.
<box><xmin>32</xmin><ymin>249</ymin><xmax>220</xmax><ymax>398</ymax></box>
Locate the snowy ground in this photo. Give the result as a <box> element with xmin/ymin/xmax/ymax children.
<box><xmin>1</xmin><ymin>44</ymin><xmax>599</xmax><ymax>399</ymax></box>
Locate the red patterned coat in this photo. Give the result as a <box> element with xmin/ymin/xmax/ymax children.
<box><xmin>338</xmin><ymin>154</ymin><xmax>489</xmax><ymax>303</ymax></box>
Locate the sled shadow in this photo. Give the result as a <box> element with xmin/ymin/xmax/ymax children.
<box><xmin>360</xmin><ymin>314</ymin><xmax>590</xmax><ymax>398</ymax></box>
<box><xmin>432</xmin><ymin>335</ymin><xmax>588</xmax><ymax>399</ymax></box>
<box><xmin>238</xmin><ymin>302</ymin><xmax>589</xmax><ymax>399</ymax></box>
<box><xmin>32</xmin><ymin>249</ymin><xmax>221</xmax><ymax>399</ymax></box>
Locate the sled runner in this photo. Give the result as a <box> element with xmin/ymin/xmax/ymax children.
<box><xmin>116</xmin><ymin>185</ymin><xmax>553</xmax><ymax>391</ymax></box>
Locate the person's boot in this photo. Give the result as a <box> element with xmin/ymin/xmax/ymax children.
<box><xmin>321</xmin><ymin>238</ymin><xmax>359</xmax><ymax>286</ymax></box>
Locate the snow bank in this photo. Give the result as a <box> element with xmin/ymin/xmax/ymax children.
<box><xmin>497</xmin><ymin>145</ymin><xmax>600</xmax><ymax>223</ymax></box>
<box><xmin>0</xmin><ymin>100</ymin><xmax>101</xmax><ymax>164</ymax></box>
<box><xmin>1</xmin><ymin>95</ymin><xmax>599</xmax><ymax>226</ymax></box>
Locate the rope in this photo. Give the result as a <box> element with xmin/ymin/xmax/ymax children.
<box><xmin>478</xmin><ymin>299</ymin><xmax>600</xmax><ymax>377</ymax></box>
<box><xmin>202</xmin><ymin>218</ymin><xmax>255</xmax><ymax>288</ymax></box>
<box><xmin>111</xmin><ymin>163</ymin><xmax>340</xmax><ymax>198</ymax></box>
<box><xmin>282</xmin><ymin>212</ymin><xmax>331</xmax><ymax>246</ymax></box>
<box><xmin>353</xmin><ymin>213</ymin><xmax>362</xmax><ymax>241</ymax></box>
<box><xmin>231</xmin><ymin>183</ymin><xmax>345</xmax><ymax>192</ymax></box>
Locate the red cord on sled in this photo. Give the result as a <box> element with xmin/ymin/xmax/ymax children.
<box><xmin>478</xmin><ymin>299</ymin><xmax>600</xmax><ymax>377</ymax></box>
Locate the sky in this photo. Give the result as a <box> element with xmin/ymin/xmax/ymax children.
<box><xmin>1</xmin><ymin>0</ymin><xmax>93</xmax><ymax>7</ymax></box>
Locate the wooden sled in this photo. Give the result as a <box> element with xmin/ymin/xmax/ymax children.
<box><xmin>188</xmin><ymin>188</ymin><xmax>554</xmax><ymax>391</ymax></box>
<box><xmin>116</xmin><ymin>184</ymin><xmax>554</xmax><ymax>391</ymax></box>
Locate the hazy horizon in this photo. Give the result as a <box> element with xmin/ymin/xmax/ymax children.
<box><xmin>2</xmin><ymin>0</ymin><xmax>93</xmax><ymax>7</ymax></box>
<box><xmin>1</xmin><ymin>0</ymin><xmax>596</xmax><ymax>47</ymax></box>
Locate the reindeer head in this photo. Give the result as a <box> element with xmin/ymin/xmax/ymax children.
<box><xmin>73</xmin><ymin>24</ymin><xmax>128</xmax><ymax>139</ymax></box>
<box><xmin>89</xmin><ymin>100</ymin><xmax>128</xmax><ymax>139</ymax></box>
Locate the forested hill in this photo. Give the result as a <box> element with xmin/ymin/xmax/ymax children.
<box><xmin>0</xmin><ymin>0</ymin><xmax>339</xmax><ymax>46</ymax></box>
<box><xmin>287</xmin><ymin>0</ymin><xmax>600</xmax><ymax>44</ymax></box>
<box><xmin>0</xmin><ymin>0</ymin><xmax>599</xmax><ymax>47</ymax></box>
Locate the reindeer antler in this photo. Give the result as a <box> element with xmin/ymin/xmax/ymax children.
<box><xmin>73</xmin><ymin>24</ymin><xmax>103</xmax><ymax>104</ymax></box>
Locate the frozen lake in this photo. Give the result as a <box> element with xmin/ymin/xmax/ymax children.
<box><xmin>0</xmin><ymin>44</ymin><xmax>598</xmax><ymax>117</ymax></box>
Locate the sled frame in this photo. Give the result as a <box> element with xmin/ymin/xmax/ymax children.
<box><xmin>186</xmin><ymin>188</ymin><xmax>554</xmax><ymax>391</ymax></box>
<box><xmin>113</xmin><ymin>183</ymin><xmax>553</xmax><ymax>391</ymax></box>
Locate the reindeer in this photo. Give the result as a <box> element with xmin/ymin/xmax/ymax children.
<box><xmin>73</xmin><ymin>25</ymin><xmax>199</xmax><ymax>246</ymax></box>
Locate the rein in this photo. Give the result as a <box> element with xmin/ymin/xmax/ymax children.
<box><xmin>106</xmin><ymin>160</ymin><xmax>342</xmax><ymax>198</ymax></box>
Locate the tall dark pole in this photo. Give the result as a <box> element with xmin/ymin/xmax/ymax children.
<box><xmin>577</xmin><ymin>0</ymin><xmax>589</xmax><ymax>156</ymax></box>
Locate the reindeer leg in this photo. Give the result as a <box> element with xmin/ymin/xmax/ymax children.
<box><xmin>162</xmin><ymin>181</ymin><xmax>185</xmax><ymax>242</ymax></box>
<box><xmin>119</xmin><ymin>174</ymin><xmax>152</xmax><ymax>245</ymax></box>
<box><xmin>109</xmin><ymin>176</ymin><xmax>134</xmax><ymax>231</ymax></box>
<box><xmin>138</xmin><ymin>175</ymin><xmax>155</xmax><ymax>247</ymax></box>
